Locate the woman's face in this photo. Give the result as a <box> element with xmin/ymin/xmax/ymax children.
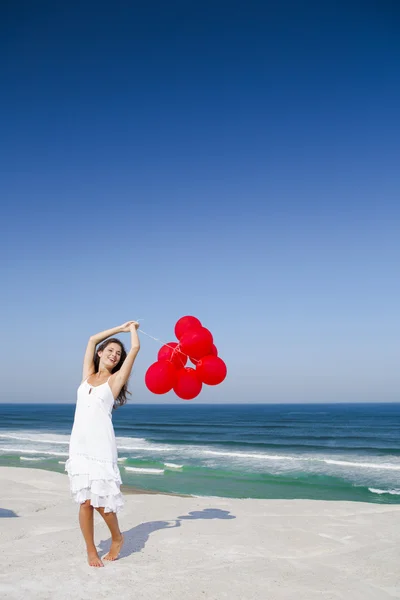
<box><xmin>98</xmin><ymin>343</ymin><xmax>122</xmax><ymax>370</ymax></box>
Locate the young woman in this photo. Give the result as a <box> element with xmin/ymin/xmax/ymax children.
<box><xmin>66</xmin><ymin>321</ymin><xmax>140</xmax><ymax>567</ymax></box>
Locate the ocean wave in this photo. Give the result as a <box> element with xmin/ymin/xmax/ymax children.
<box><xmin>203</xmin><ymin>450</ymin><xmax>295</xmax><ymax>460</ymax></box>
<box><xmin>200</xmin><ymin>449</ymin><xmax>400</xmax><ymax>476</ymax></box>
<box><xmin>159</xmin><ymin>437</ymin><xmax>400</xmax><ymax>453</ymax></box>
<box><xmin>0</xmin><ymin>447</ymin><xmax>68</xmax><ymax>457</ymax></box>
<box><xmin>115</xmin><ymin>436</ymin><xmax>147</xmax><ymax>445</ymax></box>
<box><xmin>115</xmin><ymin>436</ymin><xmax>168</xmax><ymax>453</ymax></box>
<box><xmin>324</xmin><ymin>459</ymin><xmax>400</xmax><ymax>471</ymax></box>
<box><xmin>0</xmin><ymin>432</ymin><xmax>149</xmax><ymax>450</ymax></box>
<box><xmin>3</xmin><ymin>439</ymin><xmax>400</xmax><ymax>476</ymax></box>
<box><xmin>0</xmin><ymin>433</ymin><xmax>70</xmax><ymax>445</ymax></box>
<box><xmin>203</xmin><ymin>449</ymin><xmax>400</xmax><ymax>468</ymax></box>
<box><xmin>117</xmin><ymin>445</ymin><xmax>167</xmax><ymax>452</ymax></box>
<box><xmin>20</xmin><ymin>456</ymin><xmax>45</xmax><ymax>461</ymax></box>
<box><xmin>368</xmin><ymin>488</ymin><xmax>400</xmax><ymax>495</ymax></box>
<box><xmin>124</xmin><ymin>466</ymin><xmax>164</xmax><ymax>475</ymax></box>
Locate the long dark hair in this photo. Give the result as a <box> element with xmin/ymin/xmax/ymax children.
<box><xmin>93</xmin><ymin>338</ymin><xmax>130</xmax><ymax>408</ymax></box>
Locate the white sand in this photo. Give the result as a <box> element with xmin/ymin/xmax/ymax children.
<box><xmin>1</xmin><ymin>467</ymin><xmax>400</xmax><ymax>600</ymax></box>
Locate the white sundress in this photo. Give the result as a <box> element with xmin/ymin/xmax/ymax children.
<box><xmin>65</xmin><ymin>377</ymin><xmax>123</xmax><ymax>513</ymax></box>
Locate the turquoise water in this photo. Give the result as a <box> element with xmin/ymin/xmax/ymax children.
<box><xmin>1</xmin><ymin>403</ymin><xmax>400</xmax><ymax>503</ymax></box>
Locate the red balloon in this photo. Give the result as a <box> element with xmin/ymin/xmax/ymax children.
<box><xmin>196</xmin><ymin>355</ymin><xmax>227</xmax><ymax>385</ymax></box>
<box><xmin>175</xmin><ymin>316</ymin><xmax>202</xmax><ymax>340</ymax></box>
<box><xmin>180</xmin><ymin>327</ymin><xmax>213</xmax><ymax>360</ymax></box>
<box><xmin>158</xmin><ymin>342</ymin><xmax>187</xmax><ymax>369</ymax></box>
<box><xmin>174</xmin><ymin>367</ymin><xmax>202</xmax><ymax>400</ymax></box>
<box><xmin>145</xmin><ymin>361</ymin><xmax>177</xmax><ymax>394</ymax></box>
<box><xmin>190</xmin><ymin>344</ymin><xmax>216</xmax><ymax>362</ymax></box>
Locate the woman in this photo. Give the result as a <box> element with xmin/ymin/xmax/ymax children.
<box><xmin>66</xmin><ymin>321</ymin><xmax>140</xmax><ymax>567</ymax></box>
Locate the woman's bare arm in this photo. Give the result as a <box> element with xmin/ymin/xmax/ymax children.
<box><xmin>110</xmin><ymin>322</ymin><xmax>140</xmax><ymax>397</ymax></box>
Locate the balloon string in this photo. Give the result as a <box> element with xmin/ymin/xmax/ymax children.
<box><xmin>138</xmin><ymin>328</ymin><xmax>193</xmax><ymax>361</ymax></box>
<box><xmin>137</xmin><ymin>328</ymin><xmax>168</xmax><ymax>346</ymax></box>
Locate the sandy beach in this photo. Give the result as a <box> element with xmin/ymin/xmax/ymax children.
<box><xmin>1</xmin><ymin>467</ymin><xmax>400</xmax><ymax>600</ymax></box>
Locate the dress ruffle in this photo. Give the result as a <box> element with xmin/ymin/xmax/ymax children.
<box><xmin>66</xmin><ymin>455</ymin><xmax>123</xmax><ymax>514</ymax></box>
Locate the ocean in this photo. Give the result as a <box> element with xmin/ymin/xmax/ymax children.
<box><xmin>1</xmin><ymin>403</ymin><xmax>400</xmax><ymax>504</ymax></box>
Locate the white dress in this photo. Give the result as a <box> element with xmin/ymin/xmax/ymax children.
<box><xmin>65</xmin><ymin>377</ymin><xmax>123</xmax><ymax>513</ymax></box>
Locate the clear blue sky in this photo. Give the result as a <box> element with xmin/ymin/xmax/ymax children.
<box><xmin>1</xmin><ymin>1</ymin><xmax>399</xmax><ymax>403</ymax></box>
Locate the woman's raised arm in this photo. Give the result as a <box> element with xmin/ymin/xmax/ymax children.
<box><xmin>111</xmin><ymin>322</ymin><xmax>140</xmax><ymax>397</ymax></box>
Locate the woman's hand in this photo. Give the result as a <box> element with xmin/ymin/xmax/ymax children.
<box><xmin>119</xmin><ymin>321</ymin><xmax>138</xmax><ymax>332</ymax></box>
<box><xmin>129</xmin><ymin>321</ymin><xmax>140</xmax><ymax>331</ymax></box>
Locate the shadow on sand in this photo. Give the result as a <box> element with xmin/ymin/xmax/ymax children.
<box><xmin>0</xmin><ymin>508</ymin><xmax>18</xmax><ymax>518</ymax></box>
<box><xmin>98</xmin><ymin>508</ymin><xmax>235</xmax><ymax>559</ymax></box>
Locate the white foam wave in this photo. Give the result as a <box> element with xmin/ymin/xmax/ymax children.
<box><xmin>117</xmin><ymin>445</ymin><xmax>166</xmax><ymax>452</ymax></box>
<box><xmin>0</xmin><ymin>433</ymin><xmax>70</xmax><ymax>445</ymax></box>
<box><xmin>58</xmin><ymin>461</ymin><xmax>66</xmax><ymax>465</ymax></box>
<box><xmin>0</xmin><ymin>447</ymin><xmax>68</xmax><ymax>457</ymax></box>
<box><xmin>20</xmin><ymin>456</ymin><xmax>45</xmax><ymax>461</ymax></box>
<box><xmin>115</xmin><ymin>437</ymin><xmax>147</xmax><ymax>446</ymax></box>
<box><xmin>203</xmin><ymin>450</ymin><xmax>295</xmax><ymax>461</ymax></box>
<box><xmin>124</xmin><ymin>466</ymin><xmax>164</xmax><ymax>475</ymax></box>
<box><xmin>202</xmin><ymin>450</ymin><xmax>400</xmax><ymax>472</ymax></box>
<box><xmin>4</xmin><ymin>430</ymin><xmax>400</xmax><ymax>479</ymax></box>
<box><xmin>117</xmin><ymin>457</ymin><xmax>127</xmax><ymax>462</ymax></box>
<box><xmin>324</xmin><ymin>459</ymin><xmax>400</xmax><ymax>471</ymax></box>
<box><xmin>368</xmin><ymin>488</ymin><xmax>400</xmax><ymax>495</ymax></box>
<box><xmin>0</xmin><ymin>432</ymin><xmax>149</xmax><ymax>451</ymax></box>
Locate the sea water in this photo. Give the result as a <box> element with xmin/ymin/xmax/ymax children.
<box><xmin>1</xmin><ymin>403</ymin><xmax>400</xmax><ymax>503</ymax></box>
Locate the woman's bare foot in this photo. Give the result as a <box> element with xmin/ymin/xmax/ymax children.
<box><xmin>103</xmin><ymin>534</ymin><xmax>124</xmax><ymax>561</ymax></box>
<box><xmin>87</xmin><ymin>549</ymin><xmax>104</xmax><ymax>567</ymax></box>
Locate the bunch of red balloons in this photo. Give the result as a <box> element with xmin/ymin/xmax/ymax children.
<box><xmin>145</xmin><ymin>316</ymin><xmax>227</xmax><ymax>400</ymax></box>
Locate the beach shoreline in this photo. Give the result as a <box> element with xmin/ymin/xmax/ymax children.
<box><xmin>120</xmin><ymin>483</ymin><xmax>191</xmax><ymax>497</ymax></box>
<box><xmin>1</xmin><ymin>466</ymin><xmax>400</xmax><ymax>599</ymax></box>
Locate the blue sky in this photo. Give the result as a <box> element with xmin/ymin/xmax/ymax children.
<box><xmin>1</xmin><ymin>1</ymin><xmax>399</xmax><ymax>403</ymax></box>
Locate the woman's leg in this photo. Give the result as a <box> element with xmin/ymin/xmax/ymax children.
<box><xmin>94</xmin><ymin>507</ymin><xmax>124</xmax><ymax>560</ymax></box>
<box><xmin>79</xmin><ymin>500</ymin><xmax>104</xmax><ymax>567</ymax></box>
